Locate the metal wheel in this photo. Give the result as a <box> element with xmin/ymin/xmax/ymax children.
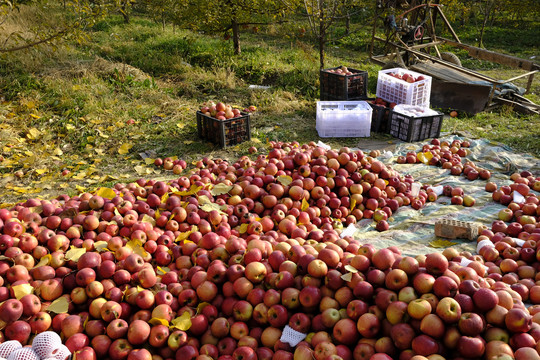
<box><xmin>440</xmin><ymin>52</ymin><xmax>462</xmax><ymax>66</ymax></box>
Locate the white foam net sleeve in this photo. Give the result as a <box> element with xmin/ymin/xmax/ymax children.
<box><xmin>31</xmin><ymin>332</ymin><xmax>63</xmax><ymax>360</ymax></box>
<box><xmin>7</xmin><ymin>349</ymin><xmax>40</xmax><ymax>360</ymax></box>
<box><xmin>50</xmin><ymin>345</ymin><xmax>71</xmax><ymax>360</ymax></box>
<box><xmin>0</xmin><ymin>341</ymin><xmax>23</xmax><ymax>359</ymax></box>
<box><xmin>279</xmin><ymin>325</ymin><xmax>307</xmax><ymax>347</ymax></box>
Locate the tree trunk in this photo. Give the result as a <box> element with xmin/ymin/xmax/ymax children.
<box><xmin>345</xmin><ymin>12</ymin><xmax>350</xmax><ymax>35</ymax></box>
<box><xmin>479</xmin><ymin>16</ymin><xmax>487</xmax><ymax>48</ymax></box>
<box><xmin>121</xmin><ymin>1</ymin><xmax>130</xmax><ymax>24</ymax></box>
<box><xmin>232</xmin><ymin>18</ymin><xmax>241</xmax><ymax>55</ymax></box>
<box><xmin>478</xmin><ymin>0</ymin><xmax>495</xmax><ymax>48</ymax></box>
<box><xmin>319</xmin><ymin>23</ymin><xmax>325</xmax><ymax>69</ymax></box>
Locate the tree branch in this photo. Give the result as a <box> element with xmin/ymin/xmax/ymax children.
<box><xmin>0</xmin><ymin>28</ymin><xmax>70</xmax><ymax>53</ymax></box>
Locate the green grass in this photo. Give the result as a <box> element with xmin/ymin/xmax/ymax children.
<box><xmin>0</xmin><ymin>8</ymin><xmax>538</xmax><ymax>204</ymax></box>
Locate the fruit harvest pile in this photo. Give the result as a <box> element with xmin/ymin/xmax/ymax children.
<box><xmin>0</xmin><ymin>140</ymin><xmax>540</xmax><ymax>360</ymax></box>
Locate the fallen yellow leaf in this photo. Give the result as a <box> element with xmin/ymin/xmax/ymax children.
<box><xmin>118</xmin><ymin>143</ymin><xmax>133</xmax><ymax>155</ymax></box>
<box><xmin>429</xmin><ymin>239</ymin><xmax>458</xmax><ymax>248</ymax></box>
<box><xmin>12</xmin><ymin>283</ymin><xmax>34</xmax><ymax>299</ymax></box>
<box><xmin>65</xmin><ymin>246</ymin><xmax>87</xmax><ymax>262</ymax></box>
<box><xmin>170</xmin><ymin>311</ymin><xmax>192</xmax><ymax>331</ymax></box>
<box><xmin>96</xmin><ymin>187</ymin><xmax>116</xmax><ymax>200</ymax></box>
<box><xmin>47</xmin><ymin>297</ymin><xmax>69</xmax><ymax>314</ymax></box>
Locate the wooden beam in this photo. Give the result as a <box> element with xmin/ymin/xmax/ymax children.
<box><xmin>409</xmin><ymin>41</ymin><xmax>444</xmax><ymax>50</ymax></box>
<box><xmin>439</xmin><ymin>37</ymin><xmax>539</xmax><ymax>71</ymax></box>
<box><xmin>391</xmin><ymin>41</ymin><xmax>497</xmax><ymax>83</ymax></box>
<box><xmin>436</xmin><ymin>6</ymin><xmax>460</xmax><ymax>43</ymax></box>
<box><xmin>499</xmin><ymin>70</ymin><xmax>538</xmax><ymax>85</ymax></box>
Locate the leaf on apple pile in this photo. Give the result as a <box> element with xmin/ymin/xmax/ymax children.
<box><xmin>94</xmin><ymin>241</ymin><xmax>109</xmax><ymax>252</ymax></box>
<box><xmin>238</xmin><ymin>223</ymin><xmax>249</xmax><ymax>234</ymax></box>
<box><xmin>277</xmin><ymin>175</ymin><xmax>292</xmax><ymax>186</ymax></box>
<box><xmin>96</xmin><ymin>187</ymin><xmax>116</xmax><ymax>200</ymax></box>
<box><xmin>199</xmin><ymin>202</ymin><xmax>227</xmax><ymax>215</ymax></box>
<box><xmin>141</xmin><ymin>214</ymin><xmax>156</xmax><ymax>226</ymax></box>
<box><xmin>428</xmin><ymin>239</ymin><xmax>458</xmax><ymax>248</ymax></box>
<box><xmin>33</xmin><ymin>254</ymin><xmax>52</xmax><ymax>268</ymax></box>
<box><xmin>12</xmin><ymin>283</ymin><xmax>34</xmax><ymax>299</ymax></box>
<box><xmin>170</xmin><ymin>311</ymin><xmax>192</xmax><ymax>331</ymax></box>
<box><xmin>126</xmin><ymin>239</ymin><xmax>148</xmax><ymax>258</ymax></box>
<box><xmin>175</xmin><ymin>226</ymin><xmax>198</xmax><ymax>243</ymax></box>
<box><xmin>47</xmin><ymin>296</ymin><xmax>69</xmax><ymax>314</ymax></box>
<box><xmin>65</xmin><ymin>246</ymin><xmax>87</xmax><ymax>262</ymax></box>
<box><xmin>197</xmin><ymin>195</ymin><xmax>214</xmax><ymax>207</ymax></box>
<box><xmin>156</xmin><ymin>266</ymin><xmax>170</xmax><ymax>276</ymax></box>
<box><xmin>350</xmin><ymin>198</ymin><xmax>357</xmax><ymax>211</ymax></box>
<box><xmin>301</xmin><ymin>198</ymin><xmax>309</xmax><ymax>211</ymax></box>
<box><xmin>172</xmin><ymin>185</ymin><xmax>203</xmax><ymax>197</ymax></box>
<box><xmin>0</xmin><ymin>255</ymin><xmax>13</xmax><ymax>262</ymax></box>
<box><xmin>344</xmin><ymin>265</ymin><xmax>358</xmax><ymax>273</ymax></box>
<box><xmin>210</xmin><ymin>183</ymin><xmax>233</xmax><ymax>196</ymax></box>
<box><xmin>196</xmin><ymin>302</ymin><xmax>210</xmax><ymax>315</ymax></box>
<box><xmin>340</xmin><ymin>272</ymin><xmax>353</xmax><ymax>282</ymax></box>
<box><xmin>149</xmin><ymin>318</ymin><xmax>170</xmax><ymax>327</ymax></box>
<box><xmin>161</xmin><ymin>193</ymin><xmax>169</xmax><ymax>204</ymax></box>
<box><xmin>26</xmin><ymin>206</ymin><xmax>43</xmax><ymax>215</ymax></box>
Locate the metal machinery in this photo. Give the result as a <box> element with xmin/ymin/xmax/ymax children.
<box><xmin>369</xmin><ymin>0</ymin><xmax>540</xmax><ymax>115</ymax></box>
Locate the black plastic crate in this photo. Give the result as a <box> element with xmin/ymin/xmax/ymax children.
<box><xmin>320</xmin><ymin>67</ymin><xmax>368</xmax><ymax>101</ymax></box>
<box><xmin>388</xmin><ymin>110</ymin><xmax>443</xmax><ymax>142</ymax></box>
<box><xmin>196</xmin><ymin>111</ymin><xmax>251</xmax><ymax>148</ymax></box>
<box><xmin>369</xmin><ymin>103</ymin><xmax>391</xmax><ymax>133</ymax></box>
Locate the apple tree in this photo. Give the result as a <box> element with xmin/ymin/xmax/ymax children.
<box><xmin>0</xmin><ymin>0</ymin><xmax>117</xmax><ymax>53</ymax></box>
<box><xmin>174</xmin><ymin>0</ymin><xmax>294</xmax><ymax>55</ymax></box>
<box><xmin>281</xmin><ymin>0</ymin><xmax>368</xmax><ymax>69</ymax></box>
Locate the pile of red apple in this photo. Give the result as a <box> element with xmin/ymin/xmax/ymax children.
<box><xmin>397</xmin><ymin>138</ymin><xmax>493</xmax><ymax>181</ymax></box>
<box><xmin>198</xmin><ymin>102</ymin><xmax>256</xmax><ymax>121</ymax></box>
<box><xmin>478</xmin><ymin>171</ymin><xmax>540</xmax><ymax>300</ymax></box>
<box><xmin>368</xmin><ymin>98</ymin><xmax>396</xmax><ymax>109</ymax></box>
<box><xmin>386</xmin><ymin>72</ymin><xmax>426</xmax><ymax>84</ymax></box>
<box><xmin>324</xmin><ymin>66</ymin><xmax>357</xmax><ymax>76</ymax></box>
<box><xmin>422</xmin><ymin>184</ymin><xmax>476</xmax><ymax>207</ymax></box>
<box><xmin>0</xmin><ymin>140</ymin><xmax>539</xmax><ymax>360</ymax></box>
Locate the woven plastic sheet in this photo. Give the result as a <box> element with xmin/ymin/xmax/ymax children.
<box><xmin>349</xmin><ymin>136</ymin><xmax>540</xmax><ymax>256</ymax></box>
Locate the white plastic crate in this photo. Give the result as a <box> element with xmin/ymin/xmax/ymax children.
<box><xmin>376</xmin><ymin>68</ymin><xmax>432</xmax><ymax>106</ymax></box>
<box><xmin>316</xmin><ymin>101</ymin><xmax>372</xmax><ymax>138</ymax></box>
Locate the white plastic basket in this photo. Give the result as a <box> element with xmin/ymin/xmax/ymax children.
<box><xmin>316</xmin><ymin>101</ymin><xmax>372</xmax><ymax>138</ymax></box>
<box><xmin>376</xmin><ymin>68</ymin><xmax>431</xmax><ymax>106</ymax></box>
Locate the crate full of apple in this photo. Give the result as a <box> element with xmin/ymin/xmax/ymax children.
<box><xmin>367</xmin><ymin>98</ymin><xmax>396</xmax><ymax>133</ymax></box>
<box><xmin>197</xmin><ymin>101</ymin><xmax>255</xmax><ymax>148</ymax></box>
<box><xmin>320</xmin><ymin>66</ymin><xmax>368</xmax><ymax>101</ymax></box>
<box><xmin>376</xmin><ymin>68</ymin><xmax>432</xmax><ymax>107</ymax></box>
